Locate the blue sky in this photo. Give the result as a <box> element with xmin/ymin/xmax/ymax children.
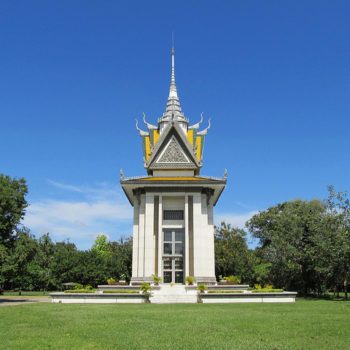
<box><xmin>1</xmin><ymin>1</ymin><xmax>349</xmax><ymax>249</ymax></box>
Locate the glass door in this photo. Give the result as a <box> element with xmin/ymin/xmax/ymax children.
<box><xmin>162</xmin><ymin>229</ymin><xmax>184</xmax><ymax>283</ymax></box>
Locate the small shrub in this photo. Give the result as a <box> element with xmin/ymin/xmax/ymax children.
<box><xmin>197</xmin><ymin>284</ymin><xmax>208</xmax><ymax>293</ymax></box>
<box><xmin>152</xmin><ymin>274</ymin><xmax>162</xmax><ymax>285</ymax></box>
<box><xmin>253</xmin><ymin>284</ymin><xmax>275</xmax><ymax>290</ymax></box>
<box><xmin>74</xmin><ymin>283</ymin><xmax>83</xmax><ymax>290</ymax></box>
<box><xmin>252</xmin><ymin>289</ymin><xmax>283</xmax><ymax>293</ymax></box>
<box><xmin>107</xmin><ymin>278</ymin><xmax>118</xmax><ymax>285</ymax></box>
<box><xmin>119</xmin><ymin>274</ymin><xmax>127</xmax><ymax>281</ymax></box>
<box><xmin>224</xmin><ymin>275</ymin><xmax>241</xmax><ymax>284</ymax></box>
<box><xmin>186</xmin><ymin>276</ymin><xmax>196</xmax><ymax>285</ymax></box>
<box><xmin>252</xmin><ymin>284</ymin><xmax>283</xmax><ymax>293</ymax></box>
<box><xmin>140</xmin><ymin>282</ymin><xmax>151</xmax><ymax>302</ymax></box>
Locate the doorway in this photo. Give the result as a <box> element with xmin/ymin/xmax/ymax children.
<box><xmin>162</xmin><ymin>229</ymin><xmax>184</xmax><ymax>283</ymax></box>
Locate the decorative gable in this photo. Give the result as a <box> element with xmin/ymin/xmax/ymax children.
<box><xmin>156</xmin><ymin>136</ymin><xmax>191</xmax><ymax>164</ymax></box>
<box><xmin>146</xmin><ymin>123</ymin><xmax>200</xmax><ymax>173</ymax></box>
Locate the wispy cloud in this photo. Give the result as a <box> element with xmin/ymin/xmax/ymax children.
<box><xmin>23</xmin><ymin>180</ymin><xmax>133</xmax><ymax>249</ymax></box>
<box><xmin>46</xmin><ymin>179</ymin><xmax>120</xmax><ymax>199</ymax></box>
<box><xmin>215</xmin><ymin>211</ymin><xmax>258</xmax><ymax>229</ymax></box>
<box><xmin>215</xmin><ymin>210</ymin><xmax>260</xmax><ymax>248</ymax></box>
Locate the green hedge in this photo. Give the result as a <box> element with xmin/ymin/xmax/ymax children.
<box><xmin>103</xmin><ymin>290</ymin><xmax>139</xmax><ymax>294</ymax></box>
<box><xmin>64</xmin><ymin>289</ymin><xmax>96</xmax><ymax>293</ymax></box>
<box><xmin>207</xmin><ymin>290</ymin><xmax>244</xmax><ymax>294</ymax></box>
<box><xmin>252</xmin><ymin>289</ymin><xmax>283</xmax><ymax>293</ymax></box>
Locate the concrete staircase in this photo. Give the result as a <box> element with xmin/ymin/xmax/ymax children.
<box><xmin>150</xmin><ymin>284</ymin><xmax>198</xmax><ymax>304</ymax></box>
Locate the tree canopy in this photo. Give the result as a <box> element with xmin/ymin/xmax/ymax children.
<box><xmin>1</xmin><ymin>172</ymin><xmax>349</xmax><ymax>296</ymax></box>
<box><xmin>0</xmin><ymin>174</ymin><xmax>27</xmax><ymax>247</ymax></box>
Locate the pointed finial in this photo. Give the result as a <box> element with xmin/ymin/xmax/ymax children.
<box><xmin>164</xmin><ymin>33</ymin><xmax>181</xmax><ymax>114</ymax></box>
<box><xmin>172</xmin><ymin>31</ymin><xmax>175</xmax><ymax>54</ymax></box>
<box><xmin>170</xmin><ymin>35</ymin><xmax>176</xmax><ymax>91</ymax></box>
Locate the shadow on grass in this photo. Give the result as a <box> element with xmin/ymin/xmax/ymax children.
<box><xmin>299</xmin><ymin>294</ymin><xmax>350</xmax><ymax>302</ymax></box>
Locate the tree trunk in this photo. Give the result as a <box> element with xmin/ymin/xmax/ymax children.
<box><xmin>344</xmin><ymin>280</ymin><xmax>348</xmax><ymax>300</ymax></box>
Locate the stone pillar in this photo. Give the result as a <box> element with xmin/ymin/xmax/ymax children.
<box><xmin>184</xmin><ymin>194</ymin><xmax>189</xmax><ymax>277</ymax></box>
<box><xmin>192</xmin><ymin>192</ymin><xmax>216</xmax><ymax>284</ymax></box>
<box><xmin>144</xmin><ymin>194</ymin><xmax>155</xmax><ymax>278</ymax></box>
<box><xmin>131</xmin><ymin>199</ymin><xmax>139</xmax><ymax>278</ymax></box>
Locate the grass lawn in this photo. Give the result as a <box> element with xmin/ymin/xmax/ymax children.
<box><xmin>0</xmin><ymin>299</ymin><xmax>349</xmax><ymax>349</ymax></box>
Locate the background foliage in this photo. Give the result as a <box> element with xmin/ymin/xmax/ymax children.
<box><xmin>0</xmin><ymin>173</ymin><xmax>349</xmax><ymax>295</ymax></box>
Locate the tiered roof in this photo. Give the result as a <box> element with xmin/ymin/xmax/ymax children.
<box><xmin>135</xmin><ymin>47</ymin><xmax>211</xmax><ymax>175</ymax></box>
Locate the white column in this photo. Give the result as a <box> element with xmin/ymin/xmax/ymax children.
<box><xmin>192</xmin><ymin>193</ymin><xmax>202</xmax><ymax>276</ymax></box>
<box><xmin>137</xmin><ymin>194</ymin><xmax>145</xmax><ymax>277</ymax></box>
<box><xmin>184</xmin><ymin>194</ymin><xmax>189</xmax><ymax>277</ymax></box>
<box><xmin>192</xmin><ymin>193</ymin><xmax>215</xmax><ymax>278</ymax></box>
<box><xmin>132</xmin><ymin>200</ymin><xmax>139</xmax><ymax>278</ymax></box>
<box><xmin>205</xmin><ymin>198</ymin><xmax>215</xmax><ymax>277</ymax></box>
<box><xmin>144</xmin><ymin>194</ymin><xmax>155</xmax><ymax>277</ymax></box>
<box><xmin>158</xmin><ymin>195</ymin><xmax>163</xmax><ymax>279</ymax></box>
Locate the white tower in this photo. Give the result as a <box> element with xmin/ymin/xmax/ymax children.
<box><xmin>121</xmin><ymin>47</ymin><xmax>226</xmax><ymax>285</ymax></box>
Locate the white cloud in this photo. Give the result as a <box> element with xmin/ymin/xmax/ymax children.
<box><xmin>215</xmin><ymin>210</ymin><xmax>261</xmax><ymax>248</ymax></box>
<box><xmin>22</xmin><ymin>181</ymin><xmax>133</xmax><ymax>249</ymax></box>
<box><xmin>215</xmin><ymin>211</ymin><xmax>258</xmax><ymax>229</ymax></box>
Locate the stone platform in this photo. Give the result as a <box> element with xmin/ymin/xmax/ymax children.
<box><xmin>150</xmin><ymin>285</ymin><xmax>197</xmax><ymax>304</ymax></box>
<box><xmin>50</xmin><ymin>284</ymin><xmax>297</xmax><ymax>304</ymax></box>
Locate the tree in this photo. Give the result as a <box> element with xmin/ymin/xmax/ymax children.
<box><xmin>0</xmin><ymin>174</ymin><xmax>28</xmax><ymax>247</ymax></box>
<box><xmin>214</xmin><ymin>222</ymin><xmax>254</xmax><ymax>283</ymax></box>
<box><xmin>91</xmin><ymin>234</ymin><xmax>111</xmax><ymax>258</ymax></box>
<box><xmin>74</xmin><ymin>250</ymin><xmax>108</xmax><ymax>287</ymax></box>
<box><xmin>107</xmin><ymin>237</ymin><xmax>132</xmax><ymax>281</ymax></box>
<box><xmin>34</xmin><ymin>233</ymin><xmax>56</xmax><ymax>291</ymax></box>
<box><xmin>50</xmin><ymin>241</ymin><xmax>80</xmax><ymax>289</ymax></box>
<box><xmin>246</xmin><ymin>200</ymin><xmax>327</xmax><ymax>294</ymax></box>
<box><xmin>314</xmin><ymin>186</ymin><xmax>350</xmax><ymax>298</ymax></box>
<box><xmin>0</xmin><ymin>243</ymin><xmax>9</xmax><ymax>288</ymax></box>
<box><xmin>3</xmin><ymin>228</ymin><xmax>39</xmax><ymax>293</ymax></box>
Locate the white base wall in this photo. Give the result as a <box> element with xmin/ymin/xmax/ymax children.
<box><xmin>201</xmin><ymin>297</ymin><xmax>296</xmax><ymax>303</ymax></box>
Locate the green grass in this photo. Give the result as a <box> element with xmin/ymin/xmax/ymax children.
<box><xmin>0</xmin><ymin>299</ymin><xmax>350</xmax><ymax>349</ymax></box>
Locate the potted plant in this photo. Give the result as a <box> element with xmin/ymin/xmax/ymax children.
<box><xmin>152</xmin><ymin>274</ymin><xmax>162</xmax><ymax>285</ymax></box>
<box><xmin>197</xmin><ymin>284</ymin><xmax>208</xmax><ymax>293</ymax></box>
<box><xmin>185</xmin><ymin>276</ymin><xmax>196</xmax><ymax>285</ymax></box>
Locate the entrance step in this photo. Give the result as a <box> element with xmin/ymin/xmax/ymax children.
<box><xmin>150</xmin><ymin>284</ymin><xmax>198</xmax><ymax>304</ymax></box>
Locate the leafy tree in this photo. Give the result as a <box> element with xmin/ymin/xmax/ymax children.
<box><xmin>91</xmin><ymin>234</ymin><xmax>111</xmax><ymax>258</ymax></box>
<box><xmin>313</xmin><ymin>186</ymin><xmax>350</xmax><ymax>298</ymax></box>
<box><xmin>34</xmin><ymin>233</ymin><xmax>56</xmax><ymax>291</ymax></box>
<box><xmin>2</xmin><ymin>229</ymin><xmax>39</xmax><ymax>293</ymax></box>
<box><xmin>252</xmin><ymin>259</ymin><xmax>272</xmax><ymax>287</ymax></box>
<box><xmin>0</xmin><ymin>174</ymin><xmax>28</xmax><ymax>247</ymax></box>
<box><xmin>246</xmin><ymin>200</ymin><xmax>327</xmax><ymax>294</ymax></box>
<box><xmin>215</xmin><ymin>222</ymin><xmax>254</xmax><ymax>283</ymax></box>
<box><xmin>0</xmin><ymin>243</ymin><xmax>9</xmax><ymax>288</ymax></box>
<box><xmin>74</xmin><ymin>250</ymin><xmax>108</xmax><ymax>287</ymax></box>
<box><xmin>50</xmin><ymin>241</ymin><xmax>80</xmax><ymax>289</ymax></box>
<box><xmin>107</xmin><ymin>237</ymin><xmax>132</xmax><ymax>281</ymax></box>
